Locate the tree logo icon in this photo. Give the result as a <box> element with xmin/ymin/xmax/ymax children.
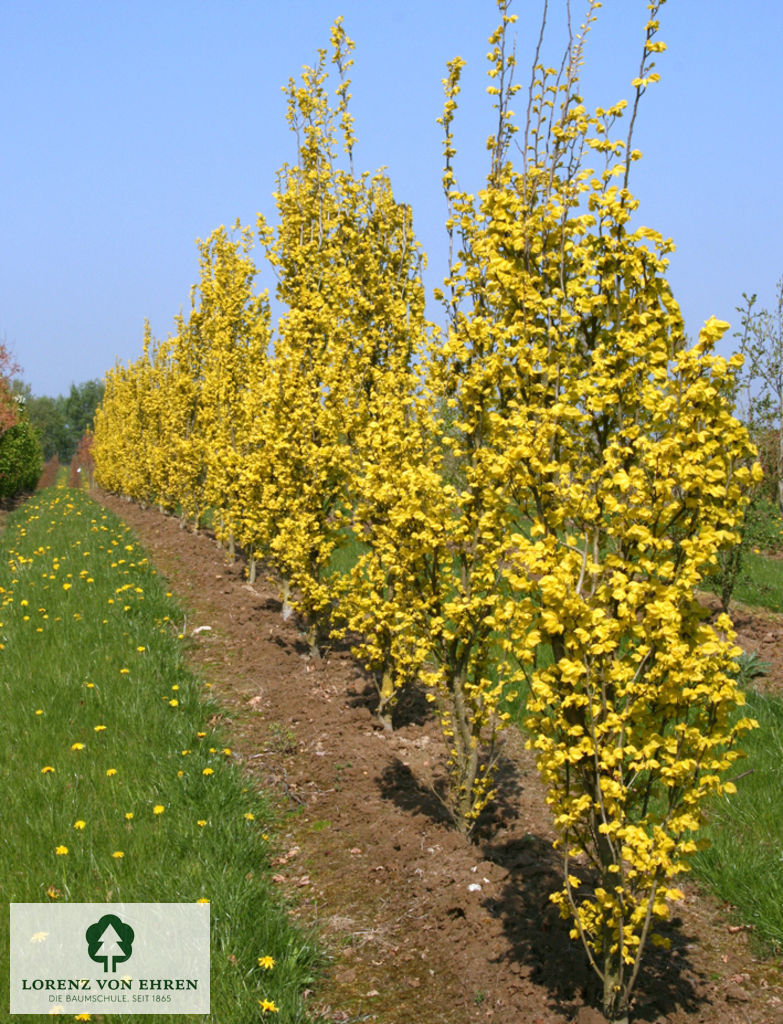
<box><xmin>85</xmin><ymin>914</ymin><xmax>135</xmax><ymax>973</ymax></box>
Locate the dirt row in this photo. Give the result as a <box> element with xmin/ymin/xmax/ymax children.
<box><xmin>96</xmin><ymin>491</ymin><xmax>783</xmax><ymax>1024</ymax></box>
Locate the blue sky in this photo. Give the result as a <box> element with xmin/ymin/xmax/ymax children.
<box><xmin>2</xmin><ymin>0</ymin><xmax>781</xmax><ymax>397</ymax></box>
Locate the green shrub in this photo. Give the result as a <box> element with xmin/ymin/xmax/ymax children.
<box><xmin>0</xmin><ymin>403</ymin><xmax>43</xmax><ymax>500</ymax></box>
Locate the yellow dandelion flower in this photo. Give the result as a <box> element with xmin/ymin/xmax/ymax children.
<box><xmin>223</xmin><ymin>748</ymin><xmax>232</xmax><ymax>756</ymax></box>
<box><xmin>153</xmin><ymin>805</ymin><xmax>164</xmax><ymax>815</ymax></box>
<box><xmin>197</xmin><ymin>820</ymin><xmax>207</xmax><ymax>827</ymax></box>
<box><xmin>106</xmin><ymin>768</ymin><xmax>117</xmax><ymax>777</ymax></box>
<box><xmin>35</xmin><ymin>709</ymin><xmax>43</xmax><ymax>715</ymax></box>
<box><xmin>244</xmin><ymin>813</ymin><xmax>255</xmax><ymax>821</ymax></box>
<box><xmin>259</xmin><ymin>999</ymin><xmax>279</xmax><ymax>1013</ymax></box>
<box><xmin>93</xmin><ymin>725</ymin><xmax>106</xmax><ymax>732</ymax></box>
<box><xmin>196</xmin><ymin>897</ymin><xmax>209</xmax><ymax>903</ymax></box>
<box><xmin>125</xmin><ymin>812</ymin><xmax>134</xmax><ymax>820</ymax></box>
<box><xmin>55</xmin><ymin>845</ymin><xmax>68</xmax><ymax>856</ymax></box>
<box><xmin>168</xmin><ymin>699</ymin><xmax>179</xmax><ymax>708</ymax></box>
<box><xmin>112</xmin><ymin>851</ymin><xmax>124</xmax><ymax>859</ymax></box>
<box><xmin>41</xmin><ymin>766</ymin><xmax>55</xmax><ymax>774</ymax></box>
<box><xmin>71</xmin><ymin>742</ymin><xmax>85</xmax><ymax>751</ymax></box>
<box><xmin>202</xmin><ymin>768</ymin><xmax>213</xmax><ymax>776</ymax></box>
<box><xmin>73</xmin><ymin>820</ymin><xmax>86</xmax><ymax>830</ymax></box>
<box><xmin>119</xmin><ymin>668</ymin><xmax>129</xmax><ymax>675</ymax></box>
<box><xmin>137</xmin><ymin>646</ymin><xmax>146</xmax><ymax>652</ymax></box>
<box><xmin>45</xmin><ymin>885</ymin><xmax>61</xmax><ymax>899</ymax></box>
<box><xmin>257</xmin><ymin>955</ymin><xmax>275</xmax><ymax>970</ymax></box>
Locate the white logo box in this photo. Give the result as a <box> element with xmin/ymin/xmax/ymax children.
<box><xmin>10</xmin><ymin>903</ymin><xmax>210</xmax><ymax>1014</ymax></box>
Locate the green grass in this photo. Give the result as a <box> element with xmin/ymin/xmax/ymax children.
<box><xmin>0</xmin><ymin>485</ymin><xmax>321</xmax><ymax>1021</ymax></box>
<box><xmin>716</xmin><ymin>537</ymin><xmax>783</xmax><ymax>950</ymax></box>
<box><xmin>690</xmin><ymin>685</ymin><xmax>783</xmax><ymax>954</ymax></box>
<box><xmin>732</xmin><ymin>549</ymin><xmax>783</xmax><ymax>612</ymax></box>
<box><xmin>326</xmin><ymin>530</ymin><xmax>367</xmax><ymax>578</ymax></box>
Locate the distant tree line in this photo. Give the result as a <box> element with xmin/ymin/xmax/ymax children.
<box><xmin>17</xmin><ymin>379</ymin><xmax>105</xmax><ymax>463</ymax></box>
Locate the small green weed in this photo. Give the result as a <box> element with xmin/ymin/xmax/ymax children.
<box><xmin>268</xmin><ymin>721</ymin><xmax>298</xmax><ymax>755</ymax></box>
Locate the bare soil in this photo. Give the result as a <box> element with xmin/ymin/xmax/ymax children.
<box><xmin>95</xmin><ymin>492</ymin><xmax>783</xmax><ymax>1024</ymax></box>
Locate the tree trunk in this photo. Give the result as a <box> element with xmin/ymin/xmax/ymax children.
<box><xmin>602</xmin><ymin>950</ymin><xmax>629</xmax><ymax>1024</ymax></box>
<box><xmin>450</xmin><ymin>674</ymin><xmax>480</xmax><ymax>833</ymax></box>
<box><xmin>375</xmin><ymin>667</ymin><xmax>395</xmax><ymax>731</ymax></box>
<box><xmin>281</xmin><ymin>579</ymin><xmax>293</xmax><ymax>621</ymax></box>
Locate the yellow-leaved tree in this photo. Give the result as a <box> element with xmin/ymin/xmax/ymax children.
<box><xmin>190</xmin><ymin>221</ymin><xmax>270</xmax><ymax>556</ymax></box>
<box><xmin>243</xmin><ymin>19</ymin><xmax>428</xmax><ymax>655</ymax></box>
<box><xmin>159</xmin><ymin>307</ymin><xmax>210</xmax><ymax>531</ymax></box>
<box><xmin>443</xmin><ymin>1</ymin><xmax>761</xmax><ymax>1019</ymax></box>
<box><xmin>92</xmin><ymin>360</ymin><xmax>128</xmax><ymax>497</ymax></box>
<box><xmin>337</xmin><ymin>16</ymin><xmax>538</xmax><ymax>826</ymax></box>
<box><xmin>144</xmin><ymin>328</ymin><xmax>188</xmax><ymax>516</ymax></box>
<box><xmin>94</xmin><ymin>325</ymin><xmax>158</xmax><ymax>504</ymax></box>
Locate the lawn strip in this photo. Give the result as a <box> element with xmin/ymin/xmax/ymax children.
<box><xmin>0</xmin><ymin>485</ymin><xmax>321</xmax><ymax>1022</ymax></box>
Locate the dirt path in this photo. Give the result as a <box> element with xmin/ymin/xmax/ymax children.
<box><xmin>95</xmin><ymin>492</ymin><xmax>783</xmax><ymax>1024</ymax></box>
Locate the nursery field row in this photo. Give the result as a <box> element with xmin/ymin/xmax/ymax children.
<box><xmin>87</xmin><ymin>6</ymin><xmax>770</xmax><ymax>1019</ymax></box>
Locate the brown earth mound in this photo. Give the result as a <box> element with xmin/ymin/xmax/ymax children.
<box><xmin>95</xmin><ymin>491</ymin><xmax>783</xmax><ymax>1024</ymax></box>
